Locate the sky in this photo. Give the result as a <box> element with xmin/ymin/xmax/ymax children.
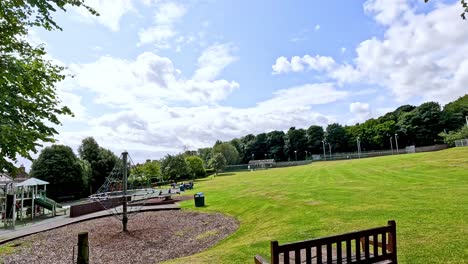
<box><xmin>20</xmin><ymin>0</ymin><xmax>468</xmax><ymax>168</ymax></box>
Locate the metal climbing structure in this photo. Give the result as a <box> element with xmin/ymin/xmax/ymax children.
<box><xmin>89</xmin><ymin>151</ymin><xmax>160</xmax><ymax>231</ymax></box>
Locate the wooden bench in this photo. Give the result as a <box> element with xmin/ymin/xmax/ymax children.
<box><xmin>254</xmin><ymin>220</ymin><xmax>397</xmax><ymax>264</ymax></box>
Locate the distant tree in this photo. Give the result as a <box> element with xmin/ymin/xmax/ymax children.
<box><xmin>208</xmin><ymin>153</ymin><xmax>227</xmax><ymax>175</ymax></box>
<box><xmin>212</xmin><ymin>142</ymin><xmax>240</xmax><ymax>165</ymax></box>
<box><xmin>326</xmin><ymin>124</ymin><xmax>349</xmax><ymax>152</ymax></box>
<box><xmin>397</xmin><ymin>102</ymin><xmax>444</xmax><ymax>146</ymax></box>
<box><xmin>197</xmin><ymin>147</ymin><xmax>212</xmax><ymax>167</ymax></box>
<box><xmin>252</xmin><ymin>133</ymin><xmax>269</xmax><ymax>159</ymax></box>
<box><xmin>240</xmin><ymin>134</ymin><xmax>256</xmax><ymax>163</ymax></box>
<box><xmin>142</xmin><ymin>160</ymin><xmax>162</xmax><ymax>181</ymax></box>
<box><xmin>439</xmin><ymin>126</ymin><xmax>468</xmax><ymax>146</ymax></box>
<box><xmin>78</xmin><ymin>137</ymin><xmax>118</xmax><ymax>194</ymax></box>
<box><xmin>185</xmin><ymin>156</ymin><xmax>206</xmax><ymax>179</ymax></box>
<box><xmin>0</xmin><ymin>0</ymin><xmax>96</xmax><ymax>172</ymax></box>
<box><xmin>266</xmin><ymin>131</ymin><xmax>286</xmax><ymax>161</ymax></box>
<box><xmin>78</xmin><ymin>159</ymin><xmax>92</xmax><ymax>196</ymax></box>
<box><xmin>443</xmin><ymin>95</ymin><xmax>468</xmax><ymax>131</ymax></box>
<box><xmin>30</xmin><ymin>145</ymin><xmax>86</xmax><ymax>200</ymax></box>
<box><xmin>161</xmin><ymin>154</ymin><xmax>191</xmax><ymax>181</ymax></box>
<box><xmin>230</xmin><ymin>138</ymin><xmax>244</xmax><ymax>161</ymax></box>
<box><xmin>285</xmin><ymin>127</ymin><xmax>308</xmax><ymax>160</ymax></box>
<box><xmin>306</xmin><ymin>126</ymin><xmax>325</xmax><ymax>154</ymax></box>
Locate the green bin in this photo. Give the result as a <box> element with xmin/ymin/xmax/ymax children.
<box><xmin>194</xmin><ymin>192</ymin><xmax>205</xmax><ymax>207</ymax></box>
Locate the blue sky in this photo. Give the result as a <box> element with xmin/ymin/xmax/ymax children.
<box><xmin>23</xmin><ymin>0</ymin><xmax>468</xmax><ymax>166</ymax></box>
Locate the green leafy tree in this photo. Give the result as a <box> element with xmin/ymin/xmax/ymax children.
<box><xmin>185</xmin><ymin>156</ymin><xmax>206</xmax><ymax>179</ymax></box>
<box><xmin>285</xmin><ymin>127</ymin><xmax>308</xmax><ymax>160</ymax></box>
<box><xmin>161</xmin><ymin>154</ymin><xmax>191</xmax><ymax>181</ymax></box>
<box><xmin>142</xmin><ymin>160</ymin><xmax>161</xmax><ymax>181</ymax></box>
<box><xmin>208</xmin><ymin>153</ymin><xmax>227</xmax><ymax>175</ymax></box>
<box><xmin>439</xmin><ymin>126</ymin><xmax>468</xmax><ymax>146</ymax></box>
<box><xmin>30</xmin><ymin>145</ymin><xmax>86</xmax><ymax>200</ymax></box>
<box><xmin>266</xmin><ymin>131</ymin><xmax>286</xmax><ymax>161</ymax></box>
<box><xmin>306</xmin><ymin>126</ymin><xmax>325</xmax><ymax>154</ymax></box>
<box><xmin>326</xmin><ymin>124</ymin><xmax>349</xmax><ymax>152</ymax></box>
<box><xmin>212</xmin><ymin>142</ymin><xmax>240</xmax><ymax>165</ymax></box>
<box><xmin>78</xmin><ymin>137</ymin><xmax>118</xmax><ymax>193</ymax></box>
<box><xmin>443</xmin><ymin>95</ymin><xmax>468</xmax><ymax>131</ymax></box>
<box><xmin>197</xmin><ymin>147</ymin><xmax>212</xmax><ymax>167</ymax></box>
<box><xmin>0</xmin><ymin>0</ymin><xmax>97</xmax><ymax>172</ymax></box>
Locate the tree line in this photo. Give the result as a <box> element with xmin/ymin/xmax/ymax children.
<box><xmin>193</xmin><ymin>95</ymin><xmax>468</xmax><ymax>165</ymax></box>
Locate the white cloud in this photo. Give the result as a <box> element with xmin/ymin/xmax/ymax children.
<box><xmin>138</xmin><ymin>1</ymin><xmax>186</xmax><ymax>47</ymax></box>
<box><xmin>272</xmin><ymin>55</ymin><xmax>336</xmax><ymax>74</ymax></box>
<box><xmin>73</xmin><ymin>0</ymin><xmax>135</xmax><ymax>31</ymax></box>
<box><xmin>315</xmin><ymin>24</ymin><xmax>321</xmax><ymax>31</ymax></box>
<box><xmin>349</xmin><ymin>102</ymin><xmax>371</xmax><ymax>123</ymax></box>
<box><xmin>70</xmin><ymin>44</ymin><xmax>239</xmax><ymax>107</ymax></box>
<box><xmin>193</xmin><ymin>43</ymin><xmax>237</xmax><ymax>81</ymax></box>
<box><xmin>275</xmin><ymin>1</ymin><xmax>468</xmax><ymax>104</ymax></box>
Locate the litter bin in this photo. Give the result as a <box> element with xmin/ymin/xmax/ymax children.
<box><xmin>194</xmin><ymin>192</ymin><xmax>205</xmax><ymax>207</ymax></box>
<box><xmin>179</xmin><ymin>184</ymin><xmax>185</xmax><ymax>192</ymax></box>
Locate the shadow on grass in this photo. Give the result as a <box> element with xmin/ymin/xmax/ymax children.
<box><xmin>216</xmin><ymin>173</ymin><xmax>237</xmax><ymax>177</ymax></box>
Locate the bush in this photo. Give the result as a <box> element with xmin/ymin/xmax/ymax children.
<box><xmin>161</xmin><ymin>154</ymin><xmax>191</xmax><ymax>181</ymax></box>
<box><xmin>185</xmin><ymin>156</ymin><xmax>206</xmax><ymax>179</ymax></box>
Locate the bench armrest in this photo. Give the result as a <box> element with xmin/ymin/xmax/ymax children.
<box><xmin>254</xmin><ymin>255</ymin><xmax>269</xmax><ymax>264</ymax></box>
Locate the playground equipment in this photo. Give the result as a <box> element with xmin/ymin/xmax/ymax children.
<box><xmin>89</xmin><ymin>151</ymin><xmax>162</xmax><ymax>231</ymax></box>
<box><xmin>0</xmin><ymin>175</ymin><xmax>62</xmax><ymax>228</ymax></box>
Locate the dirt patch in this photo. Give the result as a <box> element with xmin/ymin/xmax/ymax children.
<box><xmin>306</xmin><ymin>200</ymin><xmax>320</xmax><ymax>205</ymax></box>
<box><xmin>1</xmin><ymin>210</ymin><xmax>238</xmax><ymax>264</ymax></box>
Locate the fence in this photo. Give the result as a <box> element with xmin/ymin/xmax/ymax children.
<box><xmin>455</xmin><ymin>139</ymin><xmax>468</xmax><ymax>147</ymax></box>
<box><xmin>224</xmin><ymin>144</ymin><xmax>450</xmax><ymax>172</ymax></box>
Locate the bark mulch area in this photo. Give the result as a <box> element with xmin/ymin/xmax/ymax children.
<box><xmin>1</xmin><ymin>210</ymin><xmax>238</xmax><ymax>264</ymax></box>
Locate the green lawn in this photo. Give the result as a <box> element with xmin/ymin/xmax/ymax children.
<box><xmin>165</xmin><ymin>148</ymin><xmax>468</xmax><ymax>264</ymax></box>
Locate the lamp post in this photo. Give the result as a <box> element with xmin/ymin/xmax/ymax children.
<box><xmin>395</xmin><ymin>133</ymin><xmax>399</xmax><ymax>154</ymax></box>
<box><xmin>328</xmin><ymin>143</ymin><xmax>332</xmax><ymax>159</ymax></box>
<box><xmin>389</xmin><ymin>136</ymin><xmax>394</xmax><ymax>154</ymax></box>
<box><xmin>305</xmin><ymin>151</ymin><xmax>308</xmax><ymax>160</ymax></box>
<box><xmin>356</xmin><ymin>137</ymin><xmax>361</xmax><ymax>159</ymax></box>
<box><xmin>322</xmin><ymin>140</ymin><xmax>326</xmax><ymax>160</ymax></box>
<box><xmin>465</xmin><ymin>116</ymin><xmax>468</xmax><ymax>127</ymax></box>
<box><xmin>294</xmin><ymin>150</ymin><xmax>297</xmax><ymax>161</ymax></box>
<box><xmin>264</xmin><ymin>153</ymin><xmax>267</xmax><ymax>160</ymax></box>
<box><xmin>252</xmin><ymin>154</ymin><xmax>254</xmax><ymax>161</ymax></box>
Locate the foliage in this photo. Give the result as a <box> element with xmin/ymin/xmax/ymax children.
<box><xmin>439</xmin><ymin>126</ymin><xmax>468</xmax><ymax>146</ymax></box>
<box><xmin>78</xmin><ymin>137</ymin><xmax>118</xmax><ymax>194</ymax></box>
<box><xmin>266</xmin><ymin>131</ymin><xmax>286</xmax><ymax>161</ymax></box>
<box><xmin>325</xmin><ymin>124</ymin><xmax>348</xmax><ymax>153</ymax></box>
<box><xmin>161</xmin><ymin>154</ymin><xmax>191</xmax><ymax>181</ymax></box>
<box><xmin>132</xmin><ymin>160</ymin><xmax>162</xmax><ymax>182</ymax></box>
<box><xmin>212</xmin><ymin>142</ymin><xmax>240</xmax><ymax>165</ymax></box>
<box><xmin>306</xmin><ymin>125</ymin><xmax>324</xmax><ymax>154</ymax></box>
<box><xmin>285</xmin><ymin>127</ymin><xmax>307</xmax><ymax>160</ymax></box>
<box><xmin>175</xmin><ymin>148</ymin><xmax>468</xmax><ymax>263</ymax></box>
<box><xmin>197</xmin><ymin>147</ymin><xmax>213</xmax><ymax>167</ymax></box>
<box><xmin>208</xmin><ymin>153</ymin><xmax>226</xmax><ymax>175</ymax></box>
<box><xmin>30</xmin><ymin>145</ymin><xmax>86</xmax><ymax>200</ymax></box>
<box><xmin>185</xmin><ymin>156</ymin><xmax>206</xmax><ymax>179</ymax></box>
<box><xmin>0</xmin><ymin>0</ymin><xmax>96</xmax><ymax>172</ymax></box>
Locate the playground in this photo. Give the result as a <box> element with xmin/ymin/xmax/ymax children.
<box><xmin>1</xmin><ymin>210</ymin><xmax>238</xmax><ymax>264</ymax></box>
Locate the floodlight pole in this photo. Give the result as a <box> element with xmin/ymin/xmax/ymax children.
<box><xmin>465</xmin><ymin>116</ymin><xmax>468</xmax><ymax>127</ymax></box>
<box><xmin>294</xmin><ymin>150</ymin><xmax>297</xmax><ymax>161</ymax></box>
<box><xmin>395</xmin><ymin>134</ymin><xmax>399</xmax><ymax>154</ymax></box>
<box><xmin>328</xmin><ymin>143</ymin><xmax>332</xmax><ymax>159</ymax></box>
<box><xmin>122</xmin><ymin>151</ymin><xmax>128</xmax><ymax>232</ymax></box>
<box><xmin>390</xmin><ymin>137</ymin><xmax>394</xmax><ymax>154</ymax></box>
<box><xmin>322</xmin><ymin>141</ymin><xmax>326</xmax><ymax>160</ymax></box>
<box><xmin>357</xmin><ymin>137</ymin><xmax>361</xmax><ymax>159</ymax></box>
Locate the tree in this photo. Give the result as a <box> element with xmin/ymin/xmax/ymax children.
<box><xmin>285</xmin><ymin>127</ymin><xmax>307</xmax><ymax>160</ymax></box>
<box><xmin>266</xmin><ymin>131</ymin><xmax>286</xmax><ymax>161</ymax></box>
<box><xmin>212</xmin><ymin>142</ymin><xmax>240</xmax><ymax>165</ymax></box>
<box><xmin>30</xmin><ymin>145</ymin><xmax>86</xmax><ymax>200</ymax></box>
<box><xmin>0</xmin><ymin>0</ymin><xmax>96</xmax><ymax>172</ymax></box>
<box><xmin>161</xmin><ymin>154</ymin><xmax>191</xmax><ymax>181</ymax></box>
<box><xmin>78</xmin><ymin>137</ymin><xmax>118</xmax><ymax>194</ymax></box>
<box><xmin>185</xmin><ymin>156</ymin><xmax>206</xmax><ymax>179</ymax></box>
<box><xmin>197</xmin><ymin>147</ymin><xmax>212</xmax><ymax>167</ymax></box>
<box><xmin>439</xmin><ymin>126</ymin><xmax>468</xmax><ymax>146</ymax></box>
<box><xmin>306</xmin><ymin>126</ymin><xmax>325</xmax><ymax>154</ymax></box>
<box><xmin>208</xmin><ymin>153</ymin><xmax>226</xmax><ymax>175</ymax></box>
<box><xmin>443</xmin><ymin>95</ymin><xmax>468</xmax><ymax>131</ymax></box>
<box><xmin>326</xmin><ymin>124</ymin><xmax>349</xmax><ymax>152</ymax></box>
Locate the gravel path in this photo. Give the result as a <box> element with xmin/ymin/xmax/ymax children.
<box><xmin>1</xmin><ymin>211</ymin><xmax>238</xmax><ymax>264</ymax></box>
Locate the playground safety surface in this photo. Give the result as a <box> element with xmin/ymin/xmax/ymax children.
<box><xmin>1</xmin><ymin>210</ymin><xmax>239</xmax><ymax>264</ymax></box>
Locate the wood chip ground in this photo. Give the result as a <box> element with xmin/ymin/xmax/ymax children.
<box><xmin>1</xmin><ymin>210</ymin><xmax>238</xmax><ymax>264</ymax></box>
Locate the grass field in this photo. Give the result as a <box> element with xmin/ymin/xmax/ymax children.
<box><xmin>165</xmin><ymin>148</ymin><xmax>468</xmax><ymax>264</ymax></box>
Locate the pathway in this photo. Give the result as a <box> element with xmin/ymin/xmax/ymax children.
<box><xmin>0</xmin><ymin>203</ymin><xmax>180</xmax><ymax>244</ymax></box>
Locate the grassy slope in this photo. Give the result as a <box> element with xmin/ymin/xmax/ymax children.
<box><xmin>165</xmin><ymin>148</ymin><xmax>468</xmax><ymax>264</ymax></box>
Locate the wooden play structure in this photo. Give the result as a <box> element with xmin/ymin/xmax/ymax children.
<box><xmin>0</xmin><ymin>174</ymin><xmax>62</xmax><ymax>228</ymax></box>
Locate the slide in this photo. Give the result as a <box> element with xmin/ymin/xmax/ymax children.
<box><xmin>34</xmin><ymin>197</ymin><xmax>61</xmax><ymax>211</ymax></box>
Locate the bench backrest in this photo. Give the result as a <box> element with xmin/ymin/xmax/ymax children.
<box><xmin>264</xmin><ymin>220</ymin><xmax>397</xmax><ymax>264</ymax></box>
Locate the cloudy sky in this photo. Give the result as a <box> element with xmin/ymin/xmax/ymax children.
<box><xmin>23</xmin><ymin>0</ymin><xmax>468</xmax><ymax>166</ymax></box>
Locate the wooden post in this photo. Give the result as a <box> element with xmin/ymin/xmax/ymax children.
<box><xmin>20</xmin><ymin>187</ymin><xmax>24</xmax><ymax>221</ymax></box>
<box><xmin>270</xmin><ymin>241</ymin><xmax>279</xmax><ymax>264</ymax></box>
<box><xmin>122</xmin><ymin>151</ymin><xmax>128</xmax><ymax>232</ymax></box>
<box><xmin>77</xmin><ymin>232</ymin><xmax>89</xmax><ymax>264</ymax></box>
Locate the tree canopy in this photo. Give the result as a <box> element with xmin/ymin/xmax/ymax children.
<box><xmin>0</xmin><ymin>0</ymin><xmax>97</xmax><ymax>172</ymax></box>
<box><xmin>30</xmin><ymin>145</ymin><xmax>86</xmax><ymax>200</ymax></box>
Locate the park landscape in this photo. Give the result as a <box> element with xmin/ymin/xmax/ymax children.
<box><xmin>2</xmin><ymin>0</ymin><xmax>468</xmax><ymax>263</ymax></box>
